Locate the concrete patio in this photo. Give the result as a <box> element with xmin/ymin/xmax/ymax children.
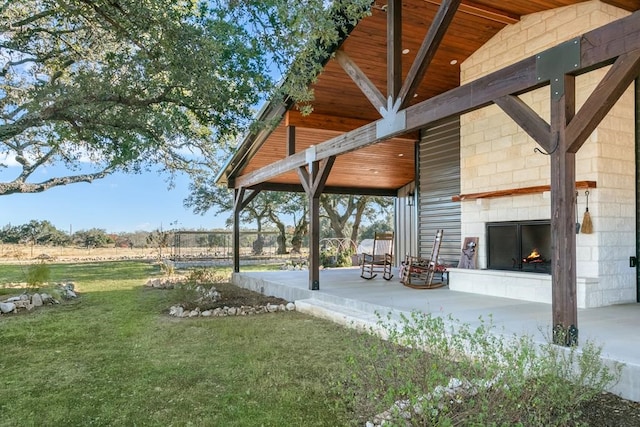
<box><xmin>233</xmin><ymin>267</ymin><xmax>640</xmax><ymax>402</ymax></box>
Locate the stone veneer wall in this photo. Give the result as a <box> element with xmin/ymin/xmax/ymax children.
<box><xmin>458</xmin><ymin>1</ymin><xmax>636</xmax><ymax>307</ymax></box>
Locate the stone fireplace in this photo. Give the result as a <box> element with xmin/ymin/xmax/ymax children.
<box><xmin>445</xmin><ymin>2</ymin><xmax>636</xmax><ymax>309</ymax></box>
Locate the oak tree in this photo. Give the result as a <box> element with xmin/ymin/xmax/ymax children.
<box><xmin>1</xmin><ymin>0</ymin><xmax>369</xmax><ymax>195</ymax></box>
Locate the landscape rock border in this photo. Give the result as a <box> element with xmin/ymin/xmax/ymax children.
<box><xmin>0</xmin><ymin>282</ymin><xmax>78</xmax><ymax>315</ymax></box>
<box><xmin>168</xmin><ymin>302</ymin><xmax>296</xmax><ymax>318</ymax></box>
<box><xmin>144</xmin><ymin>276</ymin><xmax>296</xmax><ymax>318</ymax></box>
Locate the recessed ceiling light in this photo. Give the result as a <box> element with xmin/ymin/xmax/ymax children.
<box><xmin>398</xmin><ymin>153</ymin><xmax>404</xmax><ymax>157</ymax></box>
<box><xmin>402</xmin><ymin>49</ymin><xmax>410</xmax><ymax>54</ymax></box>
<box><xmin>450</xmin><ymin>59</ymin><xmax>458</xmax><ymax>65</ymax></box>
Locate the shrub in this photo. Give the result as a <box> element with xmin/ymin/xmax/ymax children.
<box><xmin>186</xmin><ymin>267</ymin><xmax>226</xmax><ymax>285</ymax></box>
<box><xmin>320</xmin><ymin>247</ymin><xmax>353</xmax><ymax>268</ymax></box>
<box><xmin>25</xmin><ymin>260</ymin><xmax>51</xmax><ymax>291</ymax></box>
<box><xmin>344</xmin><ymin>311</ymin><xmax>622</xmax><ymax>426</ymax></box>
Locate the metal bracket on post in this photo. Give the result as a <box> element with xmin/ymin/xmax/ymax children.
<box><xmin>376</xmin><ymin>96</ymin><xmax>406</xmax><ymax>138</ymax></box>
<box><xmin>568</xmin><ymin>324</ymin><xmax>578</xmax><ymax>346</ymax></box>
<box><xmin>536</xmin><ymin>37</ymin><xmax>581</xmax><ymax>99</ymax></box>
<box><xmin>553</xmin><ymin>323</ymin><xmax>579</xmax><ymax>347</ymax></box>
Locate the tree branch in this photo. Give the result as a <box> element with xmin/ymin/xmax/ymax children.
<box><xmin>0</xmin><ymin>168</ymin><xmax>114</xmax><ymax>196</ymax></box>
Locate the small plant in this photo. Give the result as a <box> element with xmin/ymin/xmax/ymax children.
<box><xmin>186</xmin><ymin>267</ymin><xmax>226</xmax><ymax>285</ymax></box>
<box><xmin>320</xmin><ymin>247</ymin><xmax>353</xmax><ymax>268</ymax></box>
<box><xmin>25</xmin><ymin>260</ymin><xmax>51</xmax><ymax>291</ymax></box>
<box><xmin>159</xmin><ymin>262</ymin><xmax>175</xmax><ymax>277</ymax></box>
<box><xmin>344</xmin><ymin>311</ymin><xmax>622</xmax><ymax>426</ymax></box>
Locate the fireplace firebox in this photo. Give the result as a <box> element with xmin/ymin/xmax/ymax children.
<box><xmin>486</xmin><ymin>220</ymin><xmax>551</xmax><ymax>273</ymax></box>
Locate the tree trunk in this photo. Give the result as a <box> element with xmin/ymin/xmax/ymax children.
<box><xmin>321</xmin><ymin>196</ymin><xmax>350</xmax><ymax>239</ymax></box>
<box><xmin>252</xmin><ymin>221</ymin><xmax>264</xmax><ymax>255</ymax></box>
<box><xmin>350</xmin><ymin>197</ymin><xmax>369</xmax><ymax>245</ymax></box>
<box><xmin>268</xmin><ymin>211</ymin><xmax>287</xmax><ymax>254</ymax></box>
<box><xmin>291</xmin><ymin>215</ymin><xmax>308</xmax><ymax>254</ymax></box>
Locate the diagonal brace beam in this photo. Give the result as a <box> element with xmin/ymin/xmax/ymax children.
<box><xmin>567</xmin><ymin>50</ymin><xmax>640</xmax><ymax>153</ymax></box>
<box><xmin>335</xmin><ymin>50</ymin><xmax>386</xmax><ymax>114</ymax></box>
<box><xmin>398</xmin><ymin>0</ymin><xmax>462</xmax><ymax>109</ymax></box>
<box><xmin>495</xmin><ymin>95</ymin><xmax>551</xmax><ymax>152</ymax></box>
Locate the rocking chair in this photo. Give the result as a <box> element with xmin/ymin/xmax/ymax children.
<box><xmin>400</xmin><ymin>229</ymin><xmax>446</xmax><ymax>289</ymax></box>
<box><xmin>360</xmin><ymin>232</ymin><xmax>394</xmax><ymax>280</ymax></box>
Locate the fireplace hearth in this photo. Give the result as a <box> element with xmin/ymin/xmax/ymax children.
<box><xmin>486</xmin><ymin>220</ymin><xmax>551</xmax><ymax>273</ymax></box>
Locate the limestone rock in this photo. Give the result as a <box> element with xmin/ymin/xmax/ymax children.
<box><xmin>13</xmin><ymin>300</ymin><xmax>33</xmax><ymax>310</ymax></box>
<box><xmin>31</xmin><ymin>293</ymin><xmax>43</xmax><ymax>307</ymax></box>
<box><xmin>169</xmin><ymin>306</ymin><xmax>184</xmax><ymax>317</ymax></box>
<box><xmin>0</xmin><ymin>301</ymin><xmax>16</xmax><ymax>314</ymax></box>
<box><xmin>40</xmin><ymin>293</ymin><xmax>55</xmax><ymax>304</ymax></box>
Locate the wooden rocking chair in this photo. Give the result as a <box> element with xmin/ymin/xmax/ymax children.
<box><xmin>400</xmin><ymin>229</ymin><xmax>446</xmax><ymax>289</ymax></box>
<box><xmin>360</xmin><ymin>232</ymin><xmax>394</xmax><ymax>280</ymax></box>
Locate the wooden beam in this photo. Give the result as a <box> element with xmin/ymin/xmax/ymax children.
<box><xmin>232</xmin><ymin>188</ymin><xmax>244</xmax><ymax>273</ymax></box>
<box><xmin>247</xmin><ymin>182</ymin><xmax>398</xmax><ymax>196</ymax></box>
<box><xmin>335</xmin><ymin>50</ymin><xmax>386</xmax><ymax>114</ymax></box>
<box><xmin>285</xmin><ymin>110</ymin><xmax>373</xmax><ymax>132</ymax></box>
<box><xmin>452</xmin><ymin>181</ymin><xmax>596</xmax><ymax>202</ymax></box>
<box><xmin>301</xmin><ymin>158</ymin><xmax>335</xmax><ymax>290</ymax></box>
<box><xmin>284</xmin><ymin>110</ymin><xmax>420</xmax><ymax>140</ymax></box>
<box><xmin>287</xmin><ymin>125</ymin><xmax>295</xmax><ymax>156</ymax></box>
<box><xmin>388</xmin><ymin>0</ymin><xmax>402</xmax><ymax>100</ymax></box>
<box><xmin>550</xmin><ymin>74</ymin><xmax>578</xmax><ymax>346</ymax></box>
<box><xmin>309</xmin><ymin>188</ymin><xmax>321</xmax><ymax>290</ymax></box>
<box><xmin>567</xmin><ymin>50</ymin><xmax>640</xmax><ymax>153</ymax></box>
<box><xmin>494</xmin><ymin>95</ymin><xmax>551</xmax><ymax>152</ymax></box>
<box><xmin>398</xmin><ymin>0</ymin><xmax>462</xmax><ymax>109</ymax></box>
<box><xmin>424</xmin><ymin>0</ymin><xmax>519</xmax><ymax>25</ymax></box>
<box><xmin>311</xmin><ymin>157</ymin><xmax>336</xmax><ymax>197</ymax></box>
<box><xmin>234</xmin><ymin>11</ymin><xmax>640</xmax><ymax>189</ymax></box>
<box><xmin>297</xmin><ymin>166</ymin><xmax>311</xmax><ymax>194</ymax></box>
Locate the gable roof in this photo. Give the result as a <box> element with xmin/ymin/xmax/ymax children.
<box><xmin>217</xmin><ymin>0</ymin><xmax>640</xmax><ymax>195</ymax></box>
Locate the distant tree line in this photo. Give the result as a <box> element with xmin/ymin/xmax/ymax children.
<box><xmin>0</xmin><ymin>220</ymin><xmax>152</xmax><ymax>250</ymax></box>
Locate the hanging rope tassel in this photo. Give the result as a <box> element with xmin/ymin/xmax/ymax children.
<box><xmin>581</xmin><ymin>190</ymin><xmax>593</xmax><ymax>234</ymax></box>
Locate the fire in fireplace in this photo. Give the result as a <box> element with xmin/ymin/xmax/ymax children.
<box><xmin>486</xmin><ymin>220</ymin><xmax>551</xmax><ymax>273</ymax></box>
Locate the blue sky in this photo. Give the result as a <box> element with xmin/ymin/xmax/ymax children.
<box><xmin>0</xmin><ymin>165</ymin><xmax>231</xmax><ymax>233</ymax></box>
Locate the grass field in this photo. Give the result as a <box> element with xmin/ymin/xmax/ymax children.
<box><xmin>2</xmin><ymin>261</ymin><xmax>638</xmax><ymax>426</ymax></box>
<box><xmin>0</xmin><ymin>261</ymin><xmax>366</xmax><ymax>426</ymax></box>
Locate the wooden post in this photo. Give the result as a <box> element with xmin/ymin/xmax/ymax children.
<box><xmin>233</xmin><ymin>188</ymin><xmax>242</xmax><ymax>273</ymax></box>
<box><xmin>550</xmin><ymin>74</ymin><xmax>578</xmax><ymax>346</ymax></box>
<box><xmin>298</xmin><ymin>156</ymin><xmax>335</xmax><ymax>290</ymax></box>
<box><xmin>309</xmin><ymin>173</ymin><xmax>321</xmax><ymax>291</ymax></box>
<box><xmin>387</xmin><ymin>0</ymin><xmax>402</xmax><ymax>101</ymax></box>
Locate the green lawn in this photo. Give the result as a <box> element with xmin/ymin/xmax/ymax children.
<box><xmin>0</xmin><ymin>261</ymin><xmax>364</xmax><ymax>426</ymax></box>
<box><xmin>1</xmin><ymin>261</ymin><xmax>625</xmax><ymax>426</ymax></box>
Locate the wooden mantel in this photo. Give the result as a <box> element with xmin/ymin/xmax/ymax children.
<box><xmin>452</xmin><ymin>181</ymin><xmax>596</xmax><ymax>202</ymax></box>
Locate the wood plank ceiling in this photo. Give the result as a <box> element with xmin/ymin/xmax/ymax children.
<box><xmin>225</xmin><ymin>0</ymin><xmax>640</xmax><ymax>193</ymax></box>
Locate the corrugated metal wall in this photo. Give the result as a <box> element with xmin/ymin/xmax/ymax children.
<box><xmin>418</xmin><ymin>117</ymin><xmax>461</xmax><ymax>266</ymax></box>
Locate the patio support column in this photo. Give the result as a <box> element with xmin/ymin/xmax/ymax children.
<box><xmin>232</xmin><ymin>187</ymin><xmax>261</xmax><ymax>273</ymax></box>
<box><xmin>232</xmin><ymin>188</ymin><xmax>243</xmax><ymax>273</ymax></box>
<box><xmin>309</xmin><ymin>184</ymin><xmax>321</xmax><ymax>290</ymax></box>
<box><xmin>550</xmin><ymin>75</ymin><xmax>578</xmax><ymax>346</ymax></box>
<box><xmin>298</xmin><ymin>155</ymin><xmax>335</xmax><ymax>290</ymax></box>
